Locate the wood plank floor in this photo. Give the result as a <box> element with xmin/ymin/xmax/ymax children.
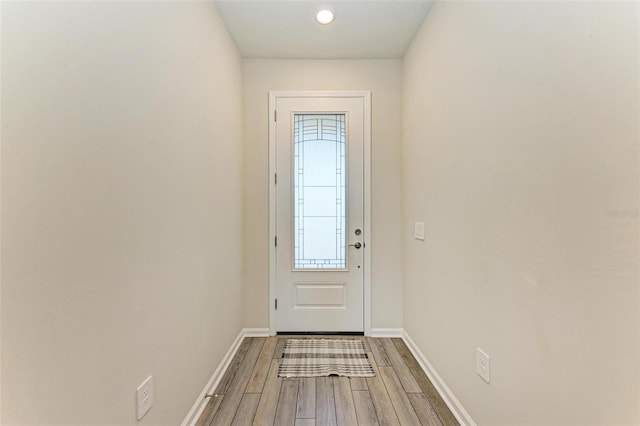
<box><xmin>196</xmin><ymin>337</ymin><xmax>459</xmax><ymax>426</ymax></box>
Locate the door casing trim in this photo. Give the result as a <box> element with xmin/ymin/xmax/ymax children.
<box><xmin>268</xmin><ymin>91</ymin><xmax>372</xmax><ymax>336</ymax></box>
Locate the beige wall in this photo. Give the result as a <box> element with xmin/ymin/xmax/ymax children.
<box><xmin>242</xmin><ymin>59</ymin><xmax>404</xmax><ymax>330</ymax></box>
<box><xmin>402</xmin><ymin>1</ymin><xmax>639</xmax><ymax>424</ymax></box>
<box><xmin>1</xmin><ymin>2</ymin><xmax>244</xmax><ymax>424</ymax></box>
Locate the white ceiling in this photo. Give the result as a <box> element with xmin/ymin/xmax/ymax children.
<box><xmin>214</xmin><ymin>0</ymin><xmax>434</xmax><ymax>59</ymax></box>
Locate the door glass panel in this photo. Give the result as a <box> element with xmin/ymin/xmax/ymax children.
<box><xmin>293</xmin><ymin>114</ymin><xmax>346</xmax><ymax>269</ymax></box>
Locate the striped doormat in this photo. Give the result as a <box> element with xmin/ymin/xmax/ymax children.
<box><xmin>278</xmin><ymin>339</ymin><xmax>375</xmax><ymax>378</ymax></box>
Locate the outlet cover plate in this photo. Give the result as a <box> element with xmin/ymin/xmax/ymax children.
<box><xmin>414</xmin><ymin>222</ymin><xmax>425</xmax><ymax>240</ymax></box>
<box><xmin>476</xmin><ymin>348</ymin><xmax>490</xmax><ymax>383</ymax></box>
<box><xmin>136</xmin><ymin>376</ymin><xmax>154</xmax><ymax>419</ymax></box>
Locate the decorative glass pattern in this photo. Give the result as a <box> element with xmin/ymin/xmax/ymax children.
<box><xmin>293</xmin><ymin>114</ymin><xmax>346</xmax><ymax>269</ymax></box>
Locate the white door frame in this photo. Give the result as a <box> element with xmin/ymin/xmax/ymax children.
<box><xmin>268</xmin><ymin>91</ymin><xmax>372</xmax><ymax>336</ymax></box>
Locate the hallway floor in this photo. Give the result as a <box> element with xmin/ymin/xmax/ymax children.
<box><xmin>195</xmin><ymin>336</ymin><xmax>458</xmax><ymax>426</ymax></box>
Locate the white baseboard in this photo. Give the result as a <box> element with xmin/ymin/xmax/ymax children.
<box><xmin>370</xmin><ymin>328</ymin><xmax>403</xmax><ymax>337</ymax></box>
<box><xmin>243</xmin><ymin>328</ymin><xmax>270</xmax><ymax>337</ymax></box>
<box><xmin>181</xmin><ymin>329</ymin><xmax>245</xmax><ymax>426</ymax></box>
<box><xmin>402</xmin><ymin>330</ymin><xmax>476</xmax><ymax>426</ymax></box>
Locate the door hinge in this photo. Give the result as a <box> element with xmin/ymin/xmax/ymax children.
<box><xmin>275</xmin><ymin>298</ymin><xmax>278</xmax><ymax>310</ymax></box>
<box><xmin>274</xmin><ymin>110</ymin><xmax>277</xmax><ymax>122</ymax></box>
<box><xmin>274</xmin><ymin>173</ymin><xmax>278</xmax><ymax>185</ymax></box>
<box><xmin>275</xmin><ymin>236</ymin><xmax>278</xmax><ymax>247</ymax></box>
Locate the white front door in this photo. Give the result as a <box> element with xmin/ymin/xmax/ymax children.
<box><xmin>273</xmin><ymin>94</ymin><xmax>367</xmax><ymax>332</ymax></box>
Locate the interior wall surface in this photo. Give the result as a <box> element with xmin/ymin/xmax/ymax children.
<box><xmin>1</xmin><ymin>2</ymin><xmax>245</xmax><ymax>424</ymax></box>
<box><xmin>402</xmin><ymin>1</ymin><xmax>639</xmax><ymax>424</ymax></box>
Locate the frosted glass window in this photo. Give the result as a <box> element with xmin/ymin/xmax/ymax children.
<box><xmin>294</xmin><ymin>114</ymin><xmax>346</xmax><ymax>269</ymax></box>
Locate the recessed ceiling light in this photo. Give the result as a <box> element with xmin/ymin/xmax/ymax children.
<box><xmin>316</xmin><ymin>7</ymin><xmax>335</xmax><ymax>25</ymax></box>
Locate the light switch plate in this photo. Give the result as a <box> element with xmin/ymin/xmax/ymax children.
<box><xmin>414</xmin><ymin>222</ymin><xmax>425</xmax><ymax>240</ymax></box>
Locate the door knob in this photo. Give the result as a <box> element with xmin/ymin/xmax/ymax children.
<box><xmin>349</xmin><ymin>242</ymin><xmax>362</xmax><ymax>249</ymax></box>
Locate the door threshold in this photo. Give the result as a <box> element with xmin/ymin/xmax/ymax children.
<box><xmin>277</xmin><ymin>331</ymin><xmax>364</xmax><ymax>336</ymax></box>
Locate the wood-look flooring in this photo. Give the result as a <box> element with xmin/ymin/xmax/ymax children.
<box><xmin>195</xmin><ymin>336</ymin><xmax>459</xmax><ymax>426</ymax></box>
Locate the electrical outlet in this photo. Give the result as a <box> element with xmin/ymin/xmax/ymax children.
<box><xmin>414</xmin><ymin>222</ymin><xmax>425</xmax><ymax>240</ymax></box>
<box><xmin>136</xmin><ymin>376</ymin><xmax>154</xmax><ymax>420</ymax></box>
<box><xmin>476</xmin><ymin>348</ymin><xmax>490</xmax><ymax>383</ymax></box>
